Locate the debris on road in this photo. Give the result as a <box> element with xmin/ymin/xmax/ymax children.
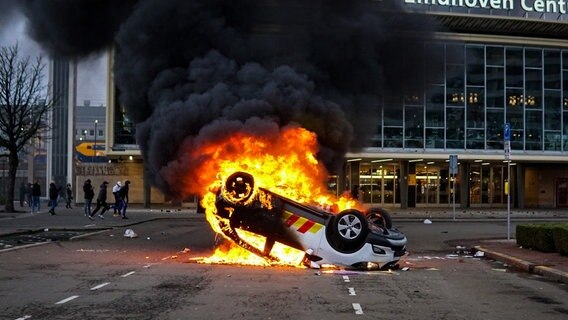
<box><xmin>124</xmin><ymin>229</ymin><xmax>138</xmax><ymax>238</ymax></box>
<box><xmin>424</xmin><ymin>219</ymin><xmax>432</xmax><ymax>224</ymax></box>
<box><xmin>474</xmin><ymin>251</ymin><xmax>485</xmax><ymax>257</ymax></box>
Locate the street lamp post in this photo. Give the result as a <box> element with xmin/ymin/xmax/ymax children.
<box><xmin>93</xmin><ymin>119</ymin><xmax>98</xmax><ymax>163</ymax></box>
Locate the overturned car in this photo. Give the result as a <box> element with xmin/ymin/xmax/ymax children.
<box><xmin>213</xmin><ymin>172</ymin><xmax>407</xmax><ymax>270</ymax></box>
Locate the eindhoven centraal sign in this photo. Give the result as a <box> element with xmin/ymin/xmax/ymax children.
<box><xmin>404</xmin><ymin>0</ymin><xmax>568</xmax><ymax>14</ymax></box>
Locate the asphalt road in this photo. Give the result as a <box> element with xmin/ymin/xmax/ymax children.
<box><xmin>1</xmin><ymin>218</ymin><xmax>567</xmax><ymax>320</ymax></box>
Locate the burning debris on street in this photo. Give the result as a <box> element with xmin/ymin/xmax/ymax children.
<box><xmin>12</xmin><ymin>0</ymin><xmax>433</xmax><ymax>267</ymax></box>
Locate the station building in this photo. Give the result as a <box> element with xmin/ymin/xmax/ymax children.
<box><xmin>342</xmin><ymin>0</ymin><xmax>568</xmax><ymax>209</ymax></box>
<box><xmin>99</xmin><ymin>0</ymin><xmax>568</xmax><ymax>209</ymax></box>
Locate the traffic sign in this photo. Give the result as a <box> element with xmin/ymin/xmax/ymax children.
<box><xmin>504</xmin><ymin>122</ymin><xmax>510</xmax><ymax>141</ymax></box>
<box><xmin>449</xmin><ymin>154</ymin><xmax>458</xmax><ymax>175</ymax></box>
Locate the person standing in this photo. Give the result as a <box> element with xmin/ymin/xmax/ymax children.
<box><xmin>19</xmin><ymin>181</ymin><xmax>27</xmax><ymax>207</ymax></box>
<box><xmin>112</xmin><ymin>181</ymin><xmax>122</xmax><ymax>216</ymax></box>
<box><xmin>89</xmin><ymin>181</ymin><xmax>110</xmax><ymax>220</ymax></box>
<box><xmin>31</xmin><ymin>180</ymin><xmax>41</xmax><ymax>213</ymax></box>
<box><xmin>83</xmin><ymin>179</ymin><xmax>95</xmax><ymax>218</ymax></box>
<box><xmin>65</xmin><ymin>183</ymin><xmax>73</xmax><ymax>209</ymax></box>
<box><xmin>48</xmin><ymin>182</ymin><xmax>58</xmax><ymax>215</ymax></box>
<box><xmin>119</xmin><ymin>180</ymin><xmax>130</xmax><ymax>219</ymax></box>
<box><xmin>26</xmin><ymin>183</ymin><xmax>33</xmax><ymax>208</ymax></box>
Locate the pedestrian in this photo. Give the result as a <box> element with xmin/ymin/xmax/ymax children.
<box><xmin>89</xmin><ymin>181</ymin><xmax>110</xmax><ymax>220</ymax></box>
<box><xmin>31</xmin><ymin>180</ymin><xmax>41</xmax><ymax>213</ymax></box>
<box><xmin>48</xmin><ymin>182</ymin><xmax>58</xmax><ymax>215</ymax></box>
<box><xmin>119</xmin><ymin>180</ymin><xmax>130</xmax><ymax>219</ymax></box>
<box><xmin>19</xmin><ymin>181</ymin><xmax>26</xmax><ymax>207</ymax></box>
<box><xmin>83</xmin><ymin>179</ymin><xmax>95</xmax><ymax>218</ymax></box>
<box><xmin>26</xmin><ymin>183</ymin><xmax>33</xmax><ymax>208</ymax></box>
<box><xmin>112</xmin><ymin>181</ymin><xmax>122</xmax><ymax>216</ymax></box>
<box><xmin>65</xmin><ymin>183</ymin><xmax>73</xmax><ymax>209</ymax></box>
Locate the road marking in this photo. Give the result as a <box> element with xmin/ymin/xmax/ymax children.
<box><xmin>55</xmin><ymin>295</ymin><xmax>79</xmax><ymax>305</ymax></box>
<box><xmin>342</xmin><ymin>275</ymin><xmax>350</xmax><ymax>282</ymax></box>
<box><xmin>15</xmin><ymin>315</ymin><xmax>32</xmax><ymax>320</ymax></box>
<box><xmin>352</xmin><ymin>303</ymin><xmax>364</xmax><ymax>315</ymax></box>
<box><xmin>121</xmin><ymin>271</ymin><xmax>136</xmax><ymax>278</ymax></box>
<box><xmin>90</xmin><ymin>282</ymin><xmax>111</xmax><ymax>290</ymax></box>
<box><xmin>348</xmin><ymin>287</ymin><xmax>356</xmax><ymax>296</ymax></box>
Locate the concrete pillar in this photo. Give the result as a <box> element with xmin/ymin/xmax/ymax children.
<box><xmin>143</xmin><ymin>164</ymin><xmax>151</xmax><ymax>208</ymax></box>
<box><xmin>399</xmin><ymin>160</ymin><xmax>408</xmax><ymax>209</ymax></box>
<box><xmin>516</xmin><ymin>163</ymin><xmax>525</xmax><ymax>209</ymax></box>
<box><xmin>460</xmin><ymin>162</ymin><xmax>469</xmax><ymax>209</ymax></box>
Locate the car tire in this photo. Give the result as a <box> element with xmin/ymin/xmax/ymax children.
<box><xmin>222</xmin><ymin>172</ymin><xmax>255</xmax><ymax>205</ymax></box>
<box><xmin>365</xmin><ymin>207</ymin><xmax>393</xmax><ymax>229</ymax></box>
<box><xmin>326</xmin><ymin>209</ymin><xmax>369</xmax><ymax>253</ymax></box>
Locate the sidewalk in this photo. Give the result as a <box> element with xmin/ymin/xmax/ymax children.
<box><xmin>1</xmin><ymin>203</ymin><xmax>567</xmax><ymax>284</ymax></box>
<box><xmin>475</xmin><ymin>240</ymin><xmax>568</xmax><ymax>285</ymax></box>
<box><xmin>0</xmin><ymin>202</ymin><xmax>200</xmax><ymax>237</ymax></box>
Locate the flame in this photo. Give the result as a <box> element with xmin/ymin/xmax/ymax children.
<box><xmin>192</xmin><ymin>126</ymin><xmax>361</xmax><ymax>267</ymax></box>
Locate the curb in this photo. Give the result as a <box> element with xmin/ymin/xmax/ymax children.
<box><xmin>475</xmin><ymin>246</ymin><xmax>568</xmax><ymax>285</ymax></box>
<box><xmin>533</xmin><ymin>266</ymin><xmax>568</xmax><ymax>285</ymax></box>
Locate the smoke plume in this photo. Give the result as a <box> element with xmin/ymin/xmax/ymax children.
<box><xmin>19</xmin><ymin>0</ymin><xmax>439</xmax><ymax>197</ymax></box>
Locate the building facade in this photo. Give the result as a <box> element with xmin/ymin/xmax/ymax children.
<box><xmin>343</xmin><ymin>1</ymin><xmax>568</xmax><ymax>209</ymax></box>
<box><xmin>103</xmin><ymin>1</ymin><xmax>568</xmax><ymax>209</ymax></box>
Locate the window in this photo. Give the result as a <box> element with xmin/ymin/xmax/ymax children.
<box><xmin>404</xmin><ymin>106</ymin><xmax>424</xmax><ymax>148</ymax></box>
<box><xmin>466</xmin><ymin>46</ymin><xmax>484</xmax><ymax>86</ymax></box>
<box><xmin>506</xmin><ymin>48</ymin><xmax>523</xmax><ymax>88</ymax></box>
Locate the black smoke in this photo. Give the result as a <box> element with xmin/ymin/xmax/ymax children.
<box><xmin>19</xmin><ymin>0</ymin><xmax>440</xmax><ymax>197</ymax></box>
<box><xmin>21</xmin><ymin>0</ymin><xmax>136</xmax><ymax>57</ymax></box>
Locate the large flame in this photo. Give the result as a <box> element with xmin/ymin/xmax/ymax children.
<box><xmin>193</xmin><ymin>126</ymin><xmax>360</xmax><ymax>267</ymax></box>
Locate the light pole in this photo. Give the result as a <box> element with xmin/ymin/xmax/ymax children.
<box><xmin>93</xmin><ymin>119</ymin><xmax>98</xmax><ymax>163</ymax></box>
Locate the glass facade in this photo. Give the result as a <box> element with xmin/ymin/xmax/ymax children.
<box><xmin>376</xmin><ymin>43</ymin><xmax>567</xmax><ymax>152</ymax></box>
<box><xmin>353</xmin><ymin>42</ymin><xmax>568</xmax><ymax>208</ymax></box>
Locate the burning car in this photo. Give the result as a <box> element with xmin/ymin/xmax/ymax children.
<box><xmin>212</xmin><ymin>171</ymin><xmax>407</xmax><ymax>270</ymax></box>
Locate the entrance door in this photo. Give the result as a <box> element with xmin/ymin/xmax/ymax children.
<box><xmin>556</xmin><ymin>178</ymin><xmax>568</xmax><ymax>208</ymax></box>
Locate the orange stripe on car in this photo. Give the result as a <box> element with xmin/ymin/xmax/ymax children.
<box><xmin>283</xmin><ymin>211</ymin><xmax>323</xmax><ymax>234</ymax></box>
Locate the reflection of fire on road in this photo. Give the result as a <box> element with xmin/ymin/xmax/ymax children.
<box><xmin>191</xmin><ymin>126</ymin><xmax>360</xmax><ymax>267</ymax></box>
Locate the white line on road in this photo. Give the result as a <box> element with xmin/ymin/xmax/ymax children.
<box><xmin>121</xmin><ymin>271</ymin><xmax>136</xmax><ymax>278</ymax></box>
<box><xmin>348</xmin><ymin>287</ymin><xmax>356</xmax><ymax>296</ymax></box>
<box><xmin>90</xmin><ymin>282</ymin><xmax>111</xmax><ymax>290</ymax></box>
<box><xmin>352</xmin><ymin>303</ymin><xmax>364</xmax><ymax>315</ymax></box>
<box><xmin>55</xmin><ymin>295</ymin><xmax>79</xmax><ymax>305</ymax></box>
<box><xmin>15</xmin><ymin>315</ymin><xmax>32</xmax><ymax>320</ymax></box>
<box><xmin>342</xmin><ymin>275</ymin><xmax>350</xmax><ymax>282</ymax></box>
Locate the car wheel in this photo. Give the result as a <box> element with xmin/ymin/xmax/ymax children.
<box><xmin>222</xmin><ymin>172</ymin><xmax>255</xmax><ymax>205</ymax></box>
<box><xmin>326</xmin><ymin>210</ymin><xmax>369</xmax><ymax>253</ymax></box>
<box><xmin>365</xmin><ymin>207</ymin><xmax>393</xmax><ymax>229</ymax></box>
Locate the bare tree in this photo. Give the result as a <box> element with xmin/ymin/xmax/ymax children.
<box><xmin>0</xmin><ymin>44</ymin><xmax>52</xmax><ymax>213</ymax></box>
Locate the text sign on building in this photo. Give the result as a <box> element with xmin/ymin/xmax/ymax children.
<box><xmin>449</xmin><ymin>154</ymin><xmax>458</xmax><ymax>175</ymax></box>
<box><xmin>404</xmin><ymin>0</ymin><xmax>568</xmax><ymax>15</ymax></box>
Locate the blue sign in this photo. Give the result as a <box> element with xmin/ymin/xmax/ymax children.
<box><xmin>504</xmin><ymin>122</ymin><xmax>510</xmax><ymax>142</ymax></box>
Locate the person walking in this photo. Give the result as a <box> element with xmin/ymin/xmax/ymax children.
<box><xmin>119</xmin><ymin>180</ymin><xmax>130</xmax><ymax>219</ymax></box>
<box><xmin>65</xmin><ymin>183</ymin><xmax>73</xmax><ymax>209</ymax></box>
<box><xmin>31</xmin><ymin>180</ymin><xmax>41</xmax><ymax>213</ymax></box>
<box><xmin>112</xmin><ymin>181</ymin><xmax>122</xmax><ymax>216</ymax></box>
<box><xmin>83</xmin><ymin>179</ymin><xmax>95</xmax><ymax>218</ymax></box>
<box><xmin>48</xmin><ymin>182</ymin><xmax>58</xmax><ymax>215</ymax></box>
<box><xmin>89</xmin><ymin>181</ymin><xmax>110</xmax><ymax>220</ymax></box>
<box><xmin>26</xmin><ymin>183</ymin><xmax>33</xmax><ymax>208</ymax></box>
<box><xmin>19</xmin><ymin>181</ymin><xmax>27</xmax><ymax>207</ymax></box>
